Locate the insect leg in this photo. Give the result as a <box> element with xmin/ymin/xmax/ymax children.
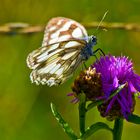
<box><xmin>93</xmin><ymin>48</ymin><xmax>105</xmax><ymax>56</ymax></box>
<box><xmin>83</xmin><ymin>62</ymin><xmax>87</xmax><ymax>69</ymax></box>
<box><xmin>92</xmin><ymin>54</ymin><xmax>98</xmax><ymax>60</ymax></box>
<box><xmin>81</xmin><ymin>61</ymin><xmax>87</xmax><ymax>70</ymax></box>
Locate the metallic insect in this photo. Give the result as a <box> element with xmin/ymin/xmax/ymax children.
<box><xmin>26</xmin><ymin>17</ymin><xmax>97</xmax><ymax>86</ymax></box>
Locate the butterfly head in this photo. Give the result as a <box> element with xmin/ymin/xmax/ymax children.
<box><xmin>88</xmin><ymin>35</ymin><xmax>97</xmax><ymax>46</ymax></box>
<box><xmin>83</xmin><ymin>35</ymin><xmax>97</xmax><ymax>47</ymax></box>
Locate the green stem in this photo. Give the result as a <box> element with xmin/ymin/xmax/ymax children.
<box><xmin>113</xmin><ymin>118</ymin><xmax>123</xmax><ymax>140</ymax></box>
<box><xmin>78</xmin><ymin>94</ymin><xmax>86</xmax><ymax>137</ymax></box>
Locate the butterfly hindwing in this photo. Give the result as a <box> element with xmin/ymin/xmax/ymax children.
<box><xmin>27</xmin><ymin>39</ymin><xmax>87</xmax><ymax>86</ymax></box>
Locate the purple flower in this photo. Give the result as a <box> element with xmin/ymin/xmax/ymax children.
<box><xmin>92</xmin><ymin>55</ymin><xmax>140</xmax><ymax>119</ymax></box>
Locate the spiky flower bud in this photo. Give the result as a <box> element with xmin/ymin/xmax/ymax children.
<box><xmin>72</xmin><ymin>67</ymin><xmax>104</xmax><ymax>101</ymax></box>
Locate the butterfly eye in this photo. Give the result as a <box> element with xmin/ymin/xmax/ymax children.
<box><xmin>92</xmin><ymin>36</ymin><xmax>96</xmax><ymax>41</ymax></box>
<box><xmin>92</xmin><ymin>36</ymin><xmax>97</xmax><ymax>44</ymax></box>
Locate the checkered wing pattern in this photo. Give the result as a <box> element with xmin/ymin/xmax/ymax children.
<box><xmin>42</xmin><ymin>17</ymin><xmax>88</xmax><ymax>46</ymax></box>
<box><xmin>27</xmin><ymin>17</ymin><xmax>88</xmax><ymax>86</ymax></box>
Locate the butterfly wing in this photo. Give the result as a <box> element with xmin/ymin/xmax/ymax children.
<box><xmin>27</xmin><ymin>17</ymin><xmax>89</xmax><ymax>86</ymax></box>
<box><xmin>27</xmin><ymin>39</ymin><xmax>87</xmax><ymax>86</ymax></box>
<box><xmin>42</xmin><ymin>17</ymin><xmax>88</xmax><ymax>46</ymax></box>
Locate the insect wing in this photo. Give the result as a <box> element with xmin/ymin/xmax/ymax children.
<box><xmin>27</xmin><ymin>39</ymin><xmax>87</xmax><ymax>86</ymax></box>
<box><xmin>42</xmin><ymin>17</ymin><xmax>88</xmax><ymax>46</ymax></box>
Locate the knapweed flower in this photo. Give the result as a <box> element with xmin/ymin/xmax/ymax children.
<box><xmin>71</xmin><ymin>67</ymin><xmax>104</xmax><ymax>101</ymax></box>
<box><xmin>71</xmin><ymin>54</ymin><xmax>140</xmax><ymax>120</ymax></box>
<box><xmin>93</xmin><ymin>55</ymin><xmax>140</xmax><ymax>120</ymax></box>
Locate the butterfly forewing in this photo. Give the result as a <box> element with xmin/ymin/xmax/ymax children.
<box><xmin>42</xmin><ymin>17</ymin><xmax>88</xmax><ymax>47</ymax></box>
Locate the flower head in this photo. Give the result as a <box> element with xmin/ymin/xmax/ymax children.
<box><xmin>92</xmin><ymin>55</ymin><xmax>140</xmax><ymax>120</ymax></box>
<box><xmin>71</xmin><ymin>67</ymin><xmax>103</xmax><ymax>101</ymax></box>
<box><xmin>70</xmin><ymin>54</ymin><xmax>140</xmax><ymax>120</ymax></box>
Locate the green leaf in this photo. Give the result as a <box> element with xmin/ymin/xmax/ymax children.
<box><xmin>86</xmin><ymin>84</ymin><xmax>126</xmax><ymax>111</ymax></box>
<box><xmin>127</xmin><ymin>114</ymin><xmax>140</xmax><ymax>124</ymax></box>
<box><xmin>50</xmin><ymin>103</ymin><xmax>78</xmax><ymax>140</ymax></box>
<box><xmin>86</xmin><ymin>100</ymin><xmax>103</xmax><ymax>111</ymax></box>
<box><xmin>81</xmin><ymin>122</ymin><xmax>113</xmax><ymax>139</ymax></box>
<box><xmin>109</xmin><ymin>84</ymin><xmax>126</xmax><ymax>99</ymax></box>
<box><xmin>134</xmin><ymin>92</ymin><xmax>140</xmax><ymax>97</ymax></box>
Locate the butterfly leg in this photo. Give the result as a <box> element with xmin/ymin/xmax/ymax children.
<box><xmin>92</xmin><ymin>54</ymin><xmax>98</xmax><ymax>60</ymax></box>
<box><xmin>93</xmin><ymin>48</ymin><xmax>105</xmax><ymax>56</ymax></box>
<box><xmin>83</xmin><ymin>62</ymin><xmax>87</xmax><ymax>69</ymax></box>
<box><xmin>81</xmin><ymin>61</ymin><xmax>87</xmax><ymax>70</ymax></box>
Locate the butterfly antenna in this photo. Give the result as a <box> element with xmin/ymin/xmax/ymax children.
<box><xmin>94</xmin><ymin>11</ymin><xmax>108</xmax><ymax>35</ymax></box>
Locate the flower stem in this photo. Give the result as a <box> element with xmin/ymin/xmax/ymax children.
<box><xmin>1</xmin><ymin>22</ymin><xmax>140</xmax><ymax>35</ymax></box>
<box><xmin>113</xmin><ymin>118</ymin><xmax>123</xmax><ymax>140</ymax></box>
<box><xmin>78</xmin><ymin>94</ymin><xmax>86</xmax><ymax>137</ymax></box>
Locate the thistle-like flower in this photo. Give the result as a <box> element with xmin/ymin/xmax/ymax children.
<box><xmin>71</xmin><ymin>55</ymin><xmax>140</xmax><ymax>120</ymax></box>
<box><xmin>71</xmin><ymin>67</ymin><xmax>103</xmax><ymax>101</ymax></box>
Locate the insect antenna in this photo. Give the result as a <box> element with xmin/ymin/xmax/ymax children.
<box><xmin>92</xmin><ymin>11</ymin><xmax>109</xmax><ymax>58</ymax></box>
<box><xmin>94</xmin><ymin>10</ymin><xmax>109</xmax><ymax>36</ymax></box>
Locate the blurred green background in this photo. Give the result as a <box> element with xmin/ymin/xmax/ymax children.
<box><xmin>0</xmin><ymin>0</ymin><xmax>140</xmax><ymax>139</ymax></box>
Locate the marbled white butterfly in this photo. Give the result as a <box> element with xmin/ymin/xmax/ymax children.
<box><xmin>26</xmin><ymin>17</ymin><xmax>98</xmax><ymax>86</ymax></box>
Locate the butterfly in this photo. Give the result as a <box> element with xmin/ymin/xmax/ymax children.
<box><xmin>26</xmin><ymin>17</ymin><xmax>97</xmax><ymax>86</ymax></box>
